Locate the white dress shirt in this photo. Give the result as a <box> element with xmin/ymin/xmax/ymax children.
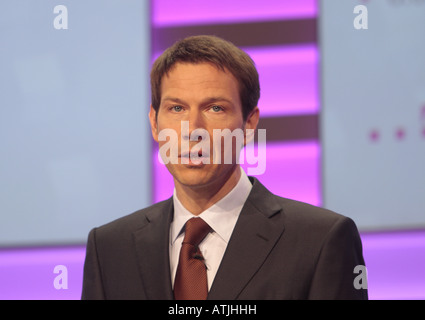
<box><xmin>169</xmin><ymin>167</ymin><xmax>253</xmax><ymax>290</ymax></box>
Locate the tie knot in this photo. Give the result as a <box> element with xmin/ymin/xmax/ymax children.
<box><xmin>183</xmin><ymin>218</ymin><xmax>211</xmax><ymax>247</ymax></box>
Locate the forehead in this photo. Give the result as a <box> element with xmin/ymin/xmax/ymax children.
<box><xmin>160</xmin><ymin>62</ymin><xmax>240</xmax><ymax>102</ymax></box>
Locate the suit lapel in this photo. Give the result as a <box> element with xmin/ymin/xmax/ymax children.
<box><xmin>132</xmin><ymin>198</ymin><xmax>174</xmax><ymax>300</ymax></box>
<box><xmin>207</xmin><ymin>178</ymin><xmax>285</xmax><ymax>300</ymax></box>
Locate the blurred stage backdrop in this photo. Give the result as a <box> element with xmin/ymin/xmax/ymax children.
<box><xmin>1</xmin><ymin>0</ymin><xmax>424</xmax><ymax>299</ymax></box>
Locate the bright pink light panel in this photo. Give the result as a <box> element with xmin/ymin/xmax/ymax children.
<box><xmin>152</xmin><ymin>0</ymin><xmax>317</xmax><ymax>26</ymax></box>
<box><xmin>246</xmin><ymin>45</ymin><xmax>319</xmax><ymax>116</ymax></box>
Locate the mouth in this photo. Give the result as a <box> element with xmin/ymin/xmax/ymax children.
<box><xmin>179</xmin><ymin>150</ymin><xmax>210</xmax><ymax>165</ymax></box>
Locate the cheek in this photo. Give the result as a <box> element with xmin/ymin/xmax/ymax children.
<box><xmin>156</xmin><ymin>120</ymin><xmax>181</xmax><ymax>140</ymax></box>
<box><xmin>210</xmin><ymin>130</ymin><xmax>245</xmax><ymax>164</ymax></box>
<box><xmin>156</xmin><ymin>124</ymin><xmax>181</xmax><ymax>160</ymax></box>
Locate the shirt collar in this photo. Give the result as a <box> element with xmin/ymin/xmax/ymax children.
<box><xmin>171</xmin><ymin>167</ymin><xmax>252</xmax><ymax>245</ymax></box>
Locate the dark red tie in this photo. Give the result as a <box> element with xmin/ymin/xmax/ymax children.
<box><xmin>174</xmin><ymin>218</ymin><xmax>211</xmax><ymax>300</ymax></box>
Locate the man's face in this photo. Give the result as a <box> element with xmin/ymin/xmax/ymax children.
<box><xmin>149</xmin><ymin>62</ymin><xmax>258</xmax><ymax>189</ymax></box>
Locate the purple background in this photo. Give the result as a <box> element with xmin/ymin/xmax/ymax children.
<box><xmin>1</xmin><ymin>0</ymin><xmax>424</xmax><ymax>300</ymax></box>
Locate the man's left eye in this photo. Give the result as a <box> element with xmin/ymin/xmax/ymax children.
<box><xmin>172</xmin><ymin>105</ymin><xmax>183</xmax><ymax>112</ymax></box>
<box><xmin>211</xmin><ymin>105</ymin><xmax>223</xmax><ymax>112</ymax></box>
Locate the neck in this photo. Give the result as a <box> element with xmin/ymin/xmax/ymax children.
<box><xmin>174</xmin><ymin>166</ymin><xmax>242</xmax><ymax>215</ymax></box>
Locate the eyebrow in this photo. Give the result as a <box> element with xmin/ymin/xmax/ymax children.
<box><xmin>161</xmin><ymin>97</ymin><xmax>186</xmax><ymax>105</ymax></box>
<box><xmin>161</xmin><ymin>96</ymin><xmax>234</xmax><ymax>106</ymax></box>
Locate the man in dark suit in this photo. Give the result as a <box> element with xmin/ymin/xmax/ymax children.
<box><xmin>81</xmin><ymin>35</ymin><xmax>368</xmax><ymax>300</ymax></box>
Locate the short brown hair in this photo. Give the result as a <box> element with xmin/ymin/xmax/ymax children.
<box><xmin>150</xmin><ymin>35</ymin><xmax>260</xmax><ymax>122</ymax></box>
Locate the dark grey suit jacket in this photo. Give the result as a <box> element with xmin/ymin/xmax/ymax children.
<box><xmin>81</xmin><ymin>177</ymin><xmax>368</xmax><ymax>300</ymax></box>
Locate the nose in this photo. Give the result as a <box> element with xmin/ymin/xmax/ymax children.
<box><xmin>182</xmin><ymin>110</ymin><xmax>206</xmax><ymax>141</ymax></box>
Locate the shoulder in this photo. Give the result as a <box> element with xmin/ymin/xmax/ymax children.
<box><xmin>277</xmin><ymin>196</ymin><xmax>358</xmax><ymax>237</ymax></box>
<box><xmin>248</xmin><ymin>176</ymin><xmax>359</xmax><ymax>237</ymax></box>
<box><xmin>89</xmin><ymin>197</ymin><xmax>173</xmax><ymax>241</ymax></box>
<box><xmin>269</xmin><ymin>195</ymin><xmax>363</xmax><ymax>258</ymax></box>
<box><xmin>278</xmin><ymin>196</ymin><xmax>348</xmax><ymax>224</ymax></box>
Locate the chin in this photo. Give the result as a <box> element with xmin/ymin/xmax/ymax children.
<box><xmin>167</xmin><ymin>163</ymin><xmax>238</xmax><ymax>189</ymax></box>
<box><xmin>167</xmin><ymin>164</ymin><xmax>217</xmax><ymax>187</ymax></box>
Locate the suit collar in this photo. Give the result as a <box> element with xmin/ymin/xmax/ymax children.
<box><xmin>207</xmin><ymin>177</ymin><xmax>285</xmax><ymax>300</ymax></box>
<box><xmin>245</xmin><ymin>176</ymin><xmax>283</xmax><ymax>217</ymax></box>
<box><xmin>132</xmin><ymin>199</ymin><xmax>174</xmax><ymax>300</ymax></box>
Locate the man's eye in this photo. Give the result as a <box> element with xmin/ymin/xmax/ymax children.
<box><xmin>211</xmin><ymin>105</ymin><xmax>223</xmax><ymax>112</ymax></box>
<box><xmin>172</xmin><ymin>105</ymin><xmax>183</xmax><ymax>112</ymax></box>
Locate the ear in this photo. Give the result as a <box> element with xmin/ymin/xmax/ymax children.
<box><xmin>149</xmin><ymin>105</ymin><xmax>159</xmax><ymax>142</ymax></box>
<box><xmin>244</xmin><ymin>107</ymin><xmax>260</xmax><ymax>146</ymax></box>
